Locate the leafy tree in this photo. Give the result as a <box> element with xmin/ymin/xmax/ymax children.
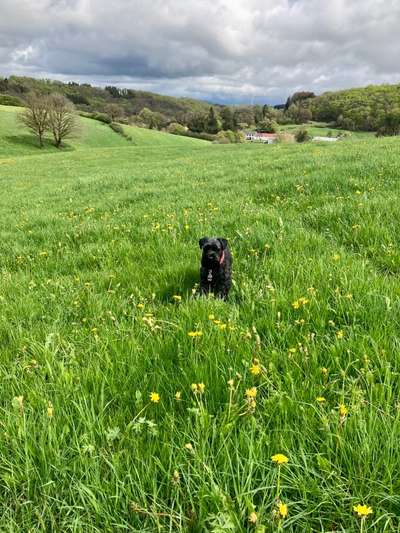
<box><xmin>187</xmin><ymin>113</ymin><xmax>207</xmax><ymax>133</ymax></box>
<box><xmin>105</xmin><ymin>103</ymin><xmax>124</xmax><ymax>122</ymax></box>
<box><xmin>206</xmin><ymin>107</ymin><xmax>220</xmax><ymax>134</ymax></box>
<box><xmin>18</xmin><ymin>92</ymin><xmax>50</xmax><ymax>147</ymax></box>
<box><xmin>220</xmin><ymin>107</ymin><xmax>235</xmax><ymax>131</ymax></box>
<box><xmin>48</xmin><ymin>94</ymin><xmax>78</xmax><ymax>148</ymax></box>
<box><xmin>256</xmin><ymin>119</ymin><xmax>278</xmax><ymax>133</ymax></box>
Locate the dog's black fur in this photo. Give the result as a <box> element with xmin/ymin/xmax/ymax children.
<box><xmin>199</xmin><ymin>237</ymin><xmax>232</xmax><ymax>299</ymax></box>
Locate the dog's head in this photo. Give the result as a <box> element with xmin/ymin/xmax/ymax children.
<box><xmin>199</xmin><ymin>237</ymin><xmax>228</xmax><ymax>267</ymax></box>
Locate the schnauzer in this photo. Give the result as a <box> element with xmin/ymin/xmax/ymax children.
<box><xmin>199</xmin><ymin>237</ymin><xmax>232</xmax><ymax>299</ymax></box>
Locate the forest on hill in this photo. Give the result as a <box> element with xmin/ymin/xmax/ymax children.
<box><xmin>1</xmin><ymin>75</ymin><xmax>400</xmax><ymax>136</ymax></box>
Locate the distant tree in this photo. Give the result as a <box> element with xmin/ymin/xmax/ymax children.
<box><xmin>138</xmin><ymin>107</ymin><xmax>160</xmax><ymax>129</ymax></box>
<box><xmin>253</xmin><ymin>105</ymin><xmax>263</xmax><ymax>124</ymax></box>
<box><xmin>18</xmin><ymin>93</ymin><xmax>50</xmax><ymax>147</ymax></box>
<box><xmin>376</xmin><ymin>109</ymin><xmax>400</xmax><ymax>136</ymax></box>
<box><xmin>206</xmin><ymin>107</ymin><xmax>220</xmax><ymax>134</ymax></box>
<box><xmin>48</xmin><ymin>94</ymin><xmax>78</xmax><ymax>148</ymax></box>
<box><xmin>233</xmin><ymin>107</ymin><xmax>254</xmax><ymax>127</ymax></box>
<box><xmin>105</xmin><ymin>86</ymin><xmax>121</xmax><ymax>98</ymax></box>
<box><xmin>220</xmin><ymin>107</ymin><xmax>235</xmax><ymax>131</ymax></box>
<box><xmin>187</xmin><ymin>113</ymin><xmax>207</xmax><ymax>133</ymax></box>
<box><xmin>105</xmin><ymin>103</ymin><xmax>124</xmax><ymax>122</ymax></box>
<box><xmin>257</xmin><ymin>119</ymin><xmax>278</xmax><ymax>133</ymax></box>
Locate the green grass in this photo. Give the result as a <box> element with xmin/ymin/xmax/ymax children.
<box><xmin>279</xmin><ymin>122</ymin><xmax>374</xmax><ymax>139</ymax></box>
<box><xmin>1</xmin><ymin>104</ymin><xmax>400</xmax><ymax>531</ymax></box>
<box><xmin>0</xmin><ymin>105</ymin><xmax>206</xmax><ymax>157</ymax></box>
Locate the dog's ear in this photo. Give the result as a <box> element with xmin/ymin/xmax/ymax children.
<box><xmin>218</xmin><ymin>238</ymin><xmax>228</xmax><ymax>249</ymax></box>
<box><xmin>199</xmin><ymin>237</ymin><xmax>209</xmax><ymax>249</ymax></box>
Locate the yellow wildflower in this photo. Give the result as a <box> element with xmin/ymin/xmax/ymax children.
<box><xmin>208</xmin><ymin>314</ymin><xmax>215</xmax><ymax>320</ymax></box>
<box><xmin>339</xmin><ymin>404</ymin><xmax>348</xmax><ymax>417</ymax></box>
<box><xmin>188</xmin><ymin>330</ymin><xmax>203</xmax><ymax>338</ymax></box>
<box><xmin>271</xmin><ymin>454</ymin><xmax>289</xmax><ymax>465</ymax></box>
<box><xmin>175</xmin><ymin>391</ymin><xmax>181</xmax><ymax>401</ymax></box>
<box><xmin>137</xmin><ymin>303</ymin><xmax>144</xmax><ymax>309</ymax></box>
<box><xmin>150</xmin><ymin>392</ymin><xmax>160</xmax><ymax>403</ymax></box>
<box><xmin>353</xmin><ymin>504</ymin><xmax>373</xmax><ymax>518</ymax></box>
<box><xmin>316</xmin><ymin>396</ymin><xmax>326</xmax><ymax>403</ymax></box>
<box><xmin>250</xmin><ymin>364</ymin><xmax>262</xmax><ymax>376</ymax></box>
<box><xmin>197</xmin><ymin>383</ymin><xmax>205</xmax><ymax>394</ymax></box>
<box><xmin>47</xmin><ymin>401</ymin><xmax>53</xmax><ymax>418</ymax></box>
<box><xmin>333</xmin><ymin>254</ymin><xmax>341</xmax><ymax>261</ymax></box>
<box><xmin>245</xmin><ymin>387</ymin><xmax>257</xmax><ymax>399</ymax></box>
<box><xmin>172</xmin><ymin>295</ymin><xmax>182</xmax><ymax>302</ymax></box>
<box><xmin>336</xmin><ymin>330</ymin><xmax>344</xmax><ymax>339</ymax></box>
<box><xmin>278</xmin><ymin>502</ymin><xmax>288</xmax><ymax>518</ymax></box>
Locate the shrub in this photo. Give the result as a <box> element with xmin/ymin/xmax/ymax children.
<box><xmin>167</xmin><ymin>122</ymin><xmax>186</xmax><ymax>135</ymax></box>
<box><xmin>92</xmin><ymin>112</ymin><xmax>112</xmax><ymax>124</ymax></box>
<box><xmin>109</xmin><ymin>122</ymin><xmax>124</xmax><ymax>135</ymax></box>
<box><xmin>295</xmin><ymin>128</ymin><xmax>311</xmax><ymax>143</ymax></box>
<box><xmin>0</xmin><ymin>94</ymin><xmax>24</xmax><ymax>106</ymax></box>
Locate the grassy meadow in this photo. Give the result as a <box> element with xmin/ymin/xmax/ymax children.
<box><xmin>1</xmin><ymin>105</ymin><xmax>400</xmax><ymax>531</ymax></box>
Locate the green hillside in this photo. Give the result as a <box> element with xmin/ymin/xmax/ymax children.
<box><xmin>0</xmin><ymin>105</ymin><xmax>207</xmax><ymax>157</ymax></box>
<box><xmin>1</xmin><ymin>115</ymin><xmax>400</xmax><ymax>531</ymax></box>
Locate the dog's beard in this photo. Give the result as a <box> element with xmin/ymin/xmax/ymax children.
<box><xmin>202</xmin><ymin>253</ymin><xmax>220</xmax><ymax>268</ymax></box>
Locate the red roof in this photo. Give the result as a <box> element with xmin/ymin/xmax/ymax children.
<box><xmin>255</xmin><ymin>132</ymin><xmax>278</xmax><ymax>138</ymax></box>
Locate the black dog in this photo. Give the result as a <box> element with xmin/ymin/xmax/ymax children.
<box><xmin>199</xmin><ymin>237</ymin><xmax>232</xmax><ymax>299</ymax></box>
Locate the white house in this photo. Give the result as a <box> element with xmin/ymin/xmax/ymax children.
<box><xmin>246</xmin><ymin>132</ymin><xmax>278</xmax><ymax>144</ymax></box>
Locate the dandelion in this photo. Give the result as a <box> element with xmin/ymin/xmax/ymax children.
<box><xmin>150</xmin><ymin>392</ymin><xmax>160</xmax><ymax>403</ymax></box>
<box><xmin>47</xmin><ymin>401</ymin><xmax>53</xmax><ymax>418</ymax></box>
<box><xmin>250</xmin><ymin>364</ymin><xmax>262</xmax><ymax>376</ymax></box>
<box><xmin>339</xmin><ymin>404</ymin><xmax>348</xmax><ymax>417</ymax></box>
<box><xmin>245</xmin><ymin>387</ymin><xmax>257</xmax><ymax>399</ymax></box>
<box><xmin>191</xmin><ymin>383</ymin><xmax>205</xmax><ymax>394</ymax></box>
<box><xmin>278</xmin><ymin>502</ymin><xmax>288</xmax><ymax>519</ymax></box>
<box><xmin>137</xmin><ymin>303</ymin><xmax>145</xmax><ymax>309</ymax></box>
<box><xmin>316</xmin><ymin>396</ymin><xmax>326</xmax><ymax>403</ymax></box>
<box><xmin>175</xmin><ymin>391</ymin><xmax>181</xmax><ymax>401</ymax></box>
<box><xmin>172</xmin><ymin>295</ymin><xmax>182</xmax><ymax>302</ymax></box>
<box><xmin>272</xmin><ymin>454</ymin><xmax>289</xmax><ymax>465</ymax></box>
<box><xmin>188</xmin><ymin>330</ymin><xmax>203</xmax><ymax>338</ymax></box>
<box><xmin>353</xmin><ymin>504</ymin><xmax>373</xmax><ymax>518</ymax></box>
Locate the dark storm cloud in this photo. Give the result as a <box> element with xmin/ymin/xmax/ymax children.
<box><xmin>1</xmin><ymin>0</ymin><xmax>399</xmax><ymax>103</ymax></box>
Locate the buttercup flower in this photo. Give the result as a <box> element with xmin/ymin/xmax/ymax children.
<box><xmin>188</xmin><ymin>331</ymin><xmax>203</xmax><ymax>338</ymax></box>
<box><xmin>316</xmin><ymin>396</ymin><xmax>326</xmax><ymax>403</ymax></box>
<box><xmin>175</xmin><ymin>391</ymin><xmax>181</xmax><ymax>401</ymax></box>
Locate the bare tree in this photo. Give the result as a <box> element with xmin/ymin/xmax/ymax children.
<box><xmin>18</xmin><ymin>93</ymin><xmax>50</xmax><ymax>148</ymax></box>
<box><xmin>48</xmin><ymin>94</ymin><xmax>78</xmax><ymax>148</ymax></box>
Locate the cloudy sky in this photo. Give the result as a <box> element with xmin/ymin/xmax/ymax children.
<box><xmin>1</xmin><ymin>0</ymin><xmax>399</xmax><ymax>104</ymax></box>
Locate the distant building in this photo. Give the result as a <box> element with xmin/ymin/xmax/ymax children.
<box><xmin>246</xmin><ymin>132</ymin><xmax>278</xmax><ymax>144</ymax></box>
<box><xmin>312</xmin><ymin>136</ymin><xmax>338</xmax><ymax>142</ymax></box>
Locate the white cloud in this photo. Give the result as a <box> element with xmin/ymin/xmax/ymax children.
<box><xmin>0</xmin><ymin>0</ymin><xmax>399</xmax><ymax>103</ymax></box>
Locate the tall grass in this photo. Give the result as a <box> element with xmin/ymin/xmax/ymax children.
<box><xmin>0</xmin><ymin>123</ymin><xmax>400</xmax><ymax>530</ymax></box>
